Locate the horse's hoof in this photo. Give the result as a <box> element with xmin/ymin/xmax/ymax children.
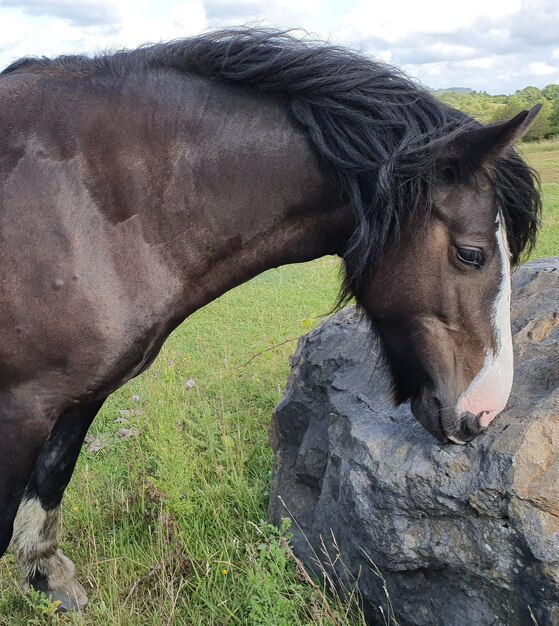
<box><xmin>47</xmin><ymin>584</ymin><xmax>89</xmax><ymax>613</ymax></box>
<box><xmin>28</xmin><ymin>571</ymin><xmax>88</xmax><ymax>612</ymax></box>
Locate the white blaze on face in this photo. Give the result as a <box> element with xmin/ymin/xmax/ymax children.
<box><xmin>457</xmin><ymin>213</ymin><xmax>514</xmax><ymax>428</ymax></box>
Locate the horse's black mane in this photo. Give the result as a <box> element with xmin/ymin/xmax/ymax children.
<box><xmin>2</xmin><ymin>29</ymin><xmax>540</xmax><ymax>301</ymax></box>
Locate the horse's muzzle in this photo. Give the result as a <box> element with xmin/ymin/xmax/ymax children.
<box><xmin>411</xmin><ymin>395</ymin><xmax>485</xmax><ymax>444</ymax></box>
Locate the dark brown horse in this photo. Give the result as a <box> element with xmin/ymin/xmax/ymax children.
<box><xmin>0</xmin><ymin>29</ymin><xmax>540</xmax><ymax>610</ymax></box>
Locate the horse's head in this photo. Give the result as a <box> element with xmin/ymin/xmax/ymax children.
<box><xmin>358</xmin><ymin>107</ymin><xmax>541</xmax><ymax>444</ymax></box>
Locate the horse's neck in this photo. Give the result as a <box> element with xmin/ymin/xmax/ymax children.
<box><xmin>167</xmin><ymin>184</ymin><xmax>349</xmax><ymax>314</ymax></box>
<box><xmin>135</xmin><ymin>77</ymin><xmax>351</xmax><ymax>312</ymax></box>
<box><xmin>181</xmin><ymin>202</ymin><xmax>350</xmax><ymax>310</ymax></box>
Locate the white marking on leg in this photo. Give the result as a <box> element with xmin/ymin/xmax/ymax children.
<box><xmin>458</xmin><ymin>213</ymin><xmax>514</xmax><ymax>427</ymax></box>
<box><xmin>11</xmin><ymin>497</ymin><xmax>88</xmax><ymax>607</ymax></box>
<box><xmin>11</xmin><ymin>498</ymin><xmax>59</xmax><ymax>579</ymax></box>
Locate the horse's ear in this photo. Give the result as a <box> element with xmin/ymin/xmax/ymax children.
<box><xmin>463</xmin><ymin>104</ymin><xmax>541</xmax><ymax>161</ymax></box>
<box><xmin>440</xmin><ymin>104</ymin><xmax>542</xmax><ymax>182</ymax></box>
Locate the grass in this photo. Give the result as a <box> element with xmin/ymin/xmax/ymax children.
<box><xmin>0</xmin><ymin>140</ymin><xmax>556</xmax><ymax>626</ymax></box>
<box><xmin>521</xmin><ymin>137</ymin><xmax>559</xmax><ymax>259</ymax></box>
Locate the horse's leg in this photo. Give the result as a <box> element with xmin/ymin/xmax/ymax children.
<box><xmin>11</xmin><ymin>399</ymin><xmax>105</xmax><ymax>612</ymax></box>
<box><xmin>0</xmin><ymin>396</ymin><xmax>58</xmax><ymax>558</ymax></box>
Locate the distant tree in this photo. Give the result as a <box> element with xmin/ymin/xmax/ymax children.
<box><xmin>549</xmin><ymin>98</ymin><xmax>559</xmax><ymax>136</ymax></box>
<box><xmin>524</xmin><ymin>102</ymin><xmax>552</xmax><ymax>141</ymax></box>
<box><xmin>433</xmin><ymin>86</ymin><xmax>559</xmax><ymax>141</ymax></box>
<box><xmin>542</xmin><ymin>84</ymin><xmax>559</xmax><ymax>101</ymax></box>
<box><xmin>513</xmin><ymin>86</ymin><xmax>542</xmax><ymax>106</ymax></box>
<box><xmin>436</xmin><ymin>91</ymin><xmax>503</xmax><ymax>125</ymax></box>
<box><xmin>490</xmin><ymin>99</ymin><xmax>553</xmax><ymax>141</ymax></box>
<box><xmin>490</xmin><ymin>99</ymin><xmax>525</xmax><ymax>123</ymax></box>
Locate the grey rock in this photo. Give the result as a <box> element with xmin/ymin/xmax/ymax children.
<box><xmin>269</xmin><ymin>258</ymin><xmax>559</xmax><ymax>626</ymax></box>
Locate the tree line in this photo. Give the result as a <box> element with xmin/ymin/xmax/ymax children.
<box><xmin>434</xmin><ymin>84</ymin><xmax>559</xmax><ymax>141</ymax></box>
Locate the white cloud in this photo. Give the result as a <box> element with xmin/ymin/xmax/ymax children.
<box><xmin>376</xmin><ymin>50</ymin><xmax>393</xmax><ymax>63</ymax></box>
<box><xmin>459</xmin><ymin>56</ymin><xmax>497</xmax><ymax>70</ymax></box>
<box><xmin>332</xmin><ymin>0</ymin><xmax>559</xmax><ymax>92</ymax></box>
<box><xmin>430</xmin><ymin>43</ymin><xmax>476</xmax><ymax>60</ymax></box>
<box><xmin>204</xmin><ymin>0</ymin><xmax>264</xmax><ymax>21</ymax></box>
<box><xmin>112</xmin><ymin>1</ymin><xmax>207</xmax><ymax>48</ymax></box>
<box><xmin>528</xmin><ymin>61</ymin><xmax>557</xmax><ymax>76</ymax></box>
<box><xmin>0</xmin><ymin>11</ymin><xmax>28</xmax><ymax>49</ymax></box>
<box><xmin>2</xmin><ymin>0</ymin><xmax>120</xmax><ymax>27</ymax></box>
<box><xmin>340</xmin><ymin>0</ymin><xmax>521</xmax><ymax>42</ymax></box>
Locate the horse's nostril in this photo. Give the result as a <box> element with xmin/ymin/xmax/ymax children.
<box><xmin>454</xmin><ymin>411</ymin><xmax>484</xmax><ymax>443</ymax></box>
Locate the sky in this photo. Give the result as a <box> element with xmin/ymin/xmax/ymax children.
<box><xmin>0</xmin><ymin>0</ymin><xmax>558</xmax><ymax>94</ymax></box>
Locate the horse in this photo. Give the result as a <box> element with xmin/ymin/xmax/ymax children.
<box><xmin>0</xmin><ymin>28</ymin><xmax>540</xmax><ymax>611</ymax></box>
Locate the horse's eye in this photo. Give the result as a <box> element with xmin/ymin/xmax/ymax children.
<box><xmin>456</xmin><ymin>247</ymin><xmax>485</xmax><ymax>268</ymax></box>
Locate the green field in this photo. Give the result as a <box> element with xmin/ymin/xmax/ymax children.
<box><xmin>521</xmin><ymin>138</ymin><xmax>559</xmax><ymax>258</ymax></box>
<box><xmin>0</xmin><ymin>141</ymin><xmax>557</xmax><ymax>626</ymax></box>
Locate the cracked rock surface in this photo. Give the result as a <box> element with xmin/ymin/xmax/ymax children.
<box><xmin>269</xmin><ymin>258</ymin><xmax>559</xmax><ymax>626</ymax></box>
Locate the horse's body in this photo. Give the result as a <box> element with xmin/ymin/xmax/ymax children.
<box><xmin>0</xmin><ymin>29</ymin><xmax>540</xmax><ymax>610</ymax></box>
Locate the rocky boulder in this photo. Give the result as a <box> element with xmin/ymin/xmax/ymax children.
<box><xmin>269</xmin><ymin>258</ymin><xmax>559</xmax><ymax>626</ymax></box>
